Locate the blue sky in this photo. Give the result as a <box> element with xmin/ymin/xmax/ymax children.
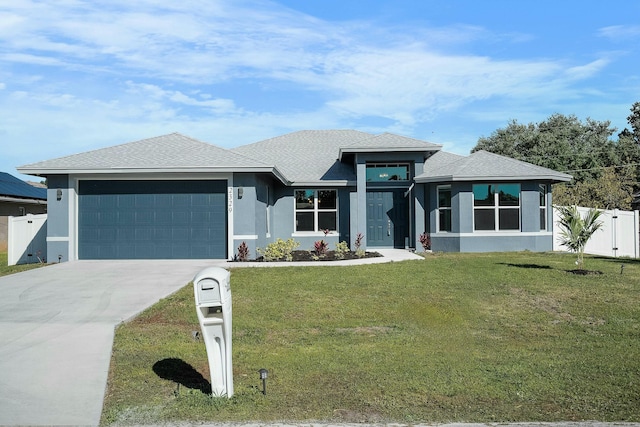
<box><xmin>2</xmin><ymin>0</ymin><xmax>639</xmax><ymax>180</ymax></box>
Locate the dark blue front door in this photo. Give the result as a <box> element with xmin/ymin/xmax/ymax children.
<box><xmin>78</xmin><ymin>180</ymin><xmax>227</xmax><ymax>259</ymax></box>
<box><xmin>366</xmin><ymin>189</ymin><xmax>409</xmax><ymax>248</ymax></box>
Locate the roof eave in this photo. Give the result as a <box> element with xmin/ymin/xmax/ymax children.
<box><xmin>16</xmin><ymin>165</ymin><xmax>292</xmax><ymax>185</ymax></box>
<box><xmin>0</xmin><ymin>195</ymin><xmax>47</xmax><ymax>204</ymax></box>
<box><xmin>415</xmin><ymin>174</ymin><xmax>573</xmax><ymax>183</ymax></box>
<box><xmin>289</xmin><ymin>180</ymin><xmax>355</xmax><ymax>187</ymax></box>
<box><xmin>339</xmin><ymin>146</ymin><xmax>442</xmax><ymax>161</ymax></box>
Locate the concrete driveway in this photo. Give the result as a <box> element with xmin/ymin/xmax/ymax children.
<box><xmin>0</xmin><ymin>259</ymin><xmax>221</xmax><ymax>426</ymax></box>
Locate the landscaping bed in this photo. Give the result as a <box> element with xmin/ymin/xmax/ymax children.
<box><xmin>237</xmin><ymin>249</ymin><xmax>382</xmax><ymax>262</ymax></box>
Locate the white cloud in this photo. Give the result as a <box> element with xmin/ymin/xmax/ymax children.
<box><xmin>564</xmin><ymin>58</ymin><xmax>611</xmax><ymax>81</ymax></box>
<box><xmin>322</xmin><ymin>48</ymin><xmax>566</xmax><ymax>125</ymax></box>
<box><xmin>598</xmin><ymin>25</ymin><xmax>640</xmax><ymax>41</ymax></box>
<box><xmin>0</xmin><ymin>0</ymin><xmax>632</xmax><ymax>175</ymax></box>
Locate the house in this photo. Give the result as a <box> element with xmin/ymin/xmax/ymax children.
<box><xmin>17</xmin><ymin>131</ymin><xmax>571</xmax><ymax>261</ymax></box>
<box><xmin>0</xmin><ymin>172</ymin><xmax>47</xmax><ymax>251</ymax></box>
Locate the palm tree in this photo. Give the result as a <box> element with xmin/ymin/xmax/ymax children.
<box><xmin>556</xmin><ymin>205</ymin><xmax>604</xmax><ymax>269</ymax></box>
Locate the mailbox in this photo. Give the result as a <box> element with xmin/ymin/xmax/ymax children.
<box><xmin>193</xmin><ymin>267</ymin><xmax>233</xmax><ymax>398</ymax></box>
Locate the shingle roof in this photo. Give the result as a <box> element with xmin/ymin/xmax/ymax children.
<box><xmin>0</xmin><ymin>172</ymin><xmax>46</xmax><ymax>200</ymax></box>
<box><xmin>339</xmin><ymin>132</ymin><xmax>442</xmax><ymax>158</ymax></box>
<box><xmin>232</xmin><ymin>130</ymin><xmax>374</xmax><ymax>184</ymax></box>
<box><xmin>416</xmin><ymin>150</ymin><xmax>572</xmax><ymax>183</ymax></box>
<box><xmin>16</xmin><ymin>131</ymin><xmax>572</xmax><ymax>185</ymax></box>
<box><xmin>18</xmin><ymin>133</ymin><xmax>277</xmax><ymax>176</ymax></box>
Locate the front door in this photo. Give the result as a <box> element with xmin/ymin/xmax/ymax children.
<box><xmin>366</xmin><ymin>189</ymin><xmax>409</xmax><ymax>248</ymax></box>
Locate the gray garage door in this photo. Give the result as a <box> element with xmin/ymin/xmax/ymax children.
<box><xmin>78</xmin><ymin>180</ymin><xmax>227</xmax><ymax>259</ymax></box>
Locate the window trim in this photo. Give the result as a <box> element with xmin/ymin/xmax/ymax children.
<box><xmin>539</xmin><ymin>183</ymin><xmax>547</xmax><ymax>231</ymax></box>
<box><xmin>365</xmin><ymin>163</ymin><xmax>411</xmax><ymax>182</ymax></box>
<box><xmin>437</xmin><ymin>185</ymin><xmax>452</xmax><ymax>232</ymax></box>
<box><xmin>473</xmin><ymin>183</ymin><xmax>521</xmax><ymax>232</ymax></box>
<box><xmin>294</xmin><ymin>189</ymin><xmax>338</xmax><ymax>233</ymax></box>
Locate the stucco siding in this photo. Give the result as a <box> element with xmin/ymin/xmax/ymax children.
<box><xmin>46</xmin><ymin>175</ymin><xmax>71</xmax><ymax>261</ymax></box>
<box><xmin>232</xmin><ymin>173</ymin><xmax>272</xmax><ymax>260</ymax></box>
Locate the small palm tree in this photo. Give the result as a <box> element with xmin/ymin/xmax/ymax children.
<box><xmin>556</xmin><ymin>205</ymin><xmax>603</xmax><ymax>269</ymax></box>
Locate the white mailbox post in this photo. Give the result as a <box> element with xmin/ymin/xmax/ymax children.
<box><xmin>193</xmin><ymin>267</ymin><xmax>233</xmax><ymax>398</ymax></box>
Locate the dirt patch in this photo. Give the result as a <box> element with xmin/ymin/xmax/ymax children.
<box><xmin>335</xmin><ymin>326</ymin><xmax>396</xmax><ymax>335</ymax></box>
<box><xmin>509</xmin><ymin>288</ymin><xmax>606</xmax><ymax>326</ymax></box>
<box><xmin>333</xmin><ymin>408</ymin><xmax>384</xmax><ymax>423</ymax></box>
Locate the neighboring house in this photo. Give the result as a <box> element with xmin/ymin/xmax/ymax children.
<box><xmin>0</xmin><ymin>172</ymin><xmax>47</xmax><ymax>251</ymax></box>
<box><xmin>17</xmin><ymin>131</ymin><xmax>571</xmax><ymax>261</ymax></box>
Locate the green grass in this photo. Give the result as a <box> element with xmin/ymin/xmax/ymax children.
<box><xmin>101</xmin><ymin>252</ymin><xmax>640</xmax><ymax>425</ymax></box>
<box><xmin>0</xmin><ymin>251</ymin><xmax>47</xmax><ymax>277</ymax></box>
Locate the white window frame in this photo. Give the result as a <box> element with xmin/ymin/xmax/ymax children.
<box><xmin>266</xmin><ymin>185</ymin><xmax>271</xmax><ymax>237</ymax></box>
<box><xmin>437</xmin><ymin>185</ymin><xmax>452</xmax><ymax>232</ymax></box>
<box><xmin>294</xmin><ymin>189</ymin><xmax>338</xmax><ymax>233</ymax></box>
<box><xmin>539</xmin><ymin>183</ymin><xmax>547</xmax><ymax>231</ymax></box>
<box><xmin>473</xmin><ymin>184</ymin><xmax>521</xmax><ymax>231</ymax></box>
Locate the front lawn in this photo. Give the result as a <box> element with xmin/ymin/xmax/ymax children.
<box><xmin>101</xmin><ymin>252</ymin><xmax>640</xmax><ymax>425</ymax></box>
<box><xmin>0</xmin><ymin>252</ymin><xmax>47</xmax><ymax>277</ymax></box>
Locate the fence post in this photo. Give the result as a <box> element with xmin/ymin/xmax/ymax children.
<box><xmin>635</xmin><ymin>210</ymin><xmax>640</xmax><ymax>258</ymax></box>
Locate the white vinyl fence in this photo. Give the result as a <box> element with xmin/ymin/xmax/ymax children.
<box><xmin>7</xmin><ymin>214</ymin><xmax>47</xmax><ymax>265</ymax></box>
<box><xmin>553</xmin><ymin>206</ymin><xmax>639</xmax><ymax>258</ymax></box>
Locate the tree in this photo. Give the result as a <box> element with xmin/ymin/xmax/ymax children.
<box><xmin>474</xmin><ymin>113</ymin><xmax>617</xmax><ymax>182</ymax></box>
<box><xmin>553</xmin><ymin>167</ymin><xmax>634</xmax><ymax>210</ymax></box>
<box><xmin>474</xmin><ymin>109</ymin><xmax>640</xmax><ymax>209</ymax></box>
<box><xmin>616</xmin><ymin>102</ymin><xmax>640</xmax><ymax>189</ymax></box>
<box><xmin>555</xmin><ymin>205</ymin><xmax>603</xmax><ymax>270</ymax></box>
<box><xmin>622</xmin><ymin>101</ymin><xmax>640</xmax><ymax>144</ymax></box>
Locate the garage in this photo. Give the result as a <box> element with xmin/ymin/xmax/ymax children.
<box><xmin>78</xmin><ymin>180</ymin><xmax>227</xmax><ymax>259</ymax></box>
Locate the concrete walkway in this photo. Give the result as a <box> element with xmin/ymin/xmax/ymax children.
<box><xmin>0</xmin><ymin>250</ymin><xmax>422</xmax><ymax>426</ymax></box>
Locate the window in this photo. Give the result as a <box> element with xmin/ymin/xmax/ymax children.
<box><xmin>294</xmin><ymin>189</ymin><xmax>337</xmax><ymax>232</ymax></box>
<box><xmin>437</xmin><ymin>185</ymin><xmax>452</xmax><ymax>232</ymax></box>
<box><xmin>366</xmin><ymin>164</ymin><xmax>410</xmax><ymax>182</ymax></box>
<box><xmin>539</xmin><ymin>184</ymin><xmax>547</xmax><ymax>230</ymax></box>
<box><xmin>473</xmin><ymin>184</ymin><xmax>521</xmax><ymax>231</ymax></box>
<box><xmin>266</xmin><ymin>185</ymin><xmax>271</xmax><ymax>236</ymax></box>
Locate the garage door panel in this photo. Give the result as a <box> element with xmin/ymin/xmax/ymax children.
<box><xmin>136</xmin><ymin>194</ymin><xmax>154</xmax><ymax>207</ymax></box>
<box><xmin>172</xmin><ymin>194</ymin><xmax>189</xmax><ymax>207</ymax></box>
<box><xmin>154</xmin><ymin>228</ymin><xmax>172</xmax><ymax>240</ymax></box>
<box><xmin>155</xmin><ymin>211</ymin><xmax>173</xmax><ymax>225</ymax></box>
<box><xmin>79</xmin><ymin>180</ymin><xmax>227</xmax><ymax>259</ymax></box>
<box><xmin>134</xmin><ymin>211</ymin><xmax>151</xmax><ymax>225</ymax></box>
<box><xmin>98</xmin><ymin>211</ymin><xmax>117</xmax><ymax>226</ymax></box>
<box><xmin>118</xmin><ymin>194</ymin><xmax>135</xmax><ymax>208</ymax></box>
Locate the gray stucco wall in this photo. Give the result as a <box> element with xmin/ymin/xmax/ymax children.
<box><xmin>232</xmin><ymin>173</ymin><xmax>271</xmax><ymax>260</ymax></box>
<box><xmin>266</xmin><ymin>185</ymin><xmax>351</xmax><ymax>254</ymax></box>
<box><xmin>46</xmin><ymin>175</ymin><xmax>70</xmax><ymax>262</ymax></box>
<box><xmin>427</xmin><ymin>181</ymin><xmax>554</xmax><ymax>253</ymax></box>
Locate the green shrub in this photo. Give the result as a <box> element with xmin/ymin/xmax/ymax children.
<box><xmin>257</xmin><ymin>238</ymin><xmax>300</xmax><ymax>261</ymax></box>
<box><xmin>334</xmin><ymin>241</ymin><xmax>350</xmax><ymax>259</ymax></box>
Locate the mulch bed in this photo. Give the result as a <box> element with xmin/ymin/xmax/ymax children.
<box><xmin>233</xmin><ymin>250</ymin><xmax>382</xmax><ymax>262</ymax></box>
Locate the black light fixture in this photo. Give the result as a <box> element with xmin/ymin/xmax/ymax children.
<box><xmin>258</xmin><ymin>368</ymin><xmax>268</xmax><ymax>395</ymax></box>
<box><xmin>56</xmin><ymin>189</ymin><xmax>62</xmax><ymax>201</ymax></box>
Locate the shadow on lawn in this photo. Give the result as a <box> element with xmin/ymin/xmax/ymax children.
<box><xmin>593</xmin><ymin>255</ymin><xmax>640</xmax><ymax>265</ymax></box>
<box><xmin>500</xmin><ymin>262</ymin><xmax>606</xmax><ymax>275</ymax></box>
<box><xmin>499</xmin><ymin>263</ymin><xmax>553</xmax><ymax>270</ymax></box>
<box><xmin>153</xmin><ymin>358</ymin><xmax>211</xmax><ymax>394</ymax></box>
